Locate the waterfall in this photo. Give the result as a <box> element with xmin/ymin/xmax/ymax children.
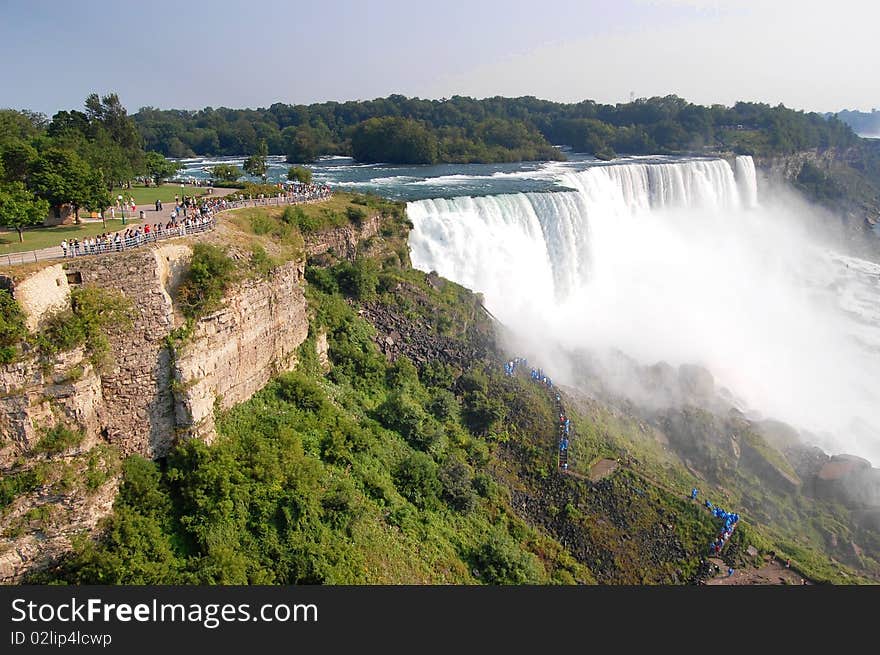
<box><xmin>408</xmin><ymin>158</ymin><xmax>756</xmax><ymax>303</ymax></box>
<box><xmin>406</xmin><ymin>156</ymin><xmax>880</xmax><ymax>463</ymax></box>
<box><xmin>734</xmin><ymin>155</ymin><xmax>758</xmax><ymax>209</ymax></box>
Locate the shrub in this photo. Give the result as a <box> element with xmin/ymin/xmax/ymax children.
<box><xmin>346</xmin><ymin>205</ymin><xmax>367</xmax><ymax>225</ymax></box>
<box><xmin>439</xmin><ymin>455</ymin><xmax>476</xmax><ymax>512</ymax></box>
<box><xmin>38</xmin><ymin>287</ymin><xmax>132</xmax><ymax>368</ymax></box>
<box><xmin>0</xmin><ymin>289</ymin><xmax>27</xmax><ymax>364</ymax></box>
<box><xmin>336</xmin><ymin>257</ymin><xmax>379</xmax><ymax>301</ymax></box>
<box><xmin>0</xmin><ymin>469</ymin><xmax>38</xmax><ymax>508</ymax></box>
<box><xmin>472</xmin><ymin>532</ymin><xmax>543</xmax><ymax>584</ymax></box>
<box><xmin>393</xmin><ymin>451</ymin><xmax>440</xmax><ymax>509</ymax></box>
<box><xmin>249</xmin><ymin>214</ymin><xmax>274</xmax><ymax>236</ymax></box>
<box><xmin>462</xmin><ymin>390</ymin><xmax>505</xmax><ymax>435</ymax></box>
<box><xmin>376</xmin><ymin>391</ymin><xmax>427</xmax><ymax>444</ymax></box>
<box><xmin>35</xmin><ymin>424</ymin><xmax>84</xmax><ymax>454</ymax></box>
<box><xmin>276</xmin><ymin>371</ymin><xmax>327</xmax><ymax>413</ymax></box>
<box><xmin>305</xmin><ymin>265</ymin><xmax>340</xmax><ymax>295</ymax></box>
<box><xmin>282</xmin><ymin>205</ymin><xmax>322</xmax><ymax>233</ymax></box>
<box><xmin>249</xmin><ymin>244</ymin><xmax>277</xmax><ymax>277</ymax></box>
<box><xmin>176</xmin><ymin>244</ymin><xmax>236</xmax><ymax>319</ymax></box>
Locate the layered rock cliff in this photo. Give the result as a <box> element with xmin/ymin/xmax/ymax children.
<box><xmin>0</xmin><ymin>244</ymin><xmax>310</xmax><ymax>581</ymax></box>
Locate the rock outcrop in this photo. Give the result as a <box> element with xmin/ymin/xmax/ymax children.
<box><xmin>304</xmin><ymin>214</ymin><xmax>382</xmax><ymax>262</ymax></box>
<box><xmin>173</xmin><ymin>260</ymin><xmax>309</xmax><ymax>441</ymax></box>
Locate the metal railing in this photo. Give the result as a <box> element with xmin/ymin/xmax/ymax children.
<box><xmin>1</xmin><ymin>190</ymin><xmax>332</xmax><ymax>267</ymax></box>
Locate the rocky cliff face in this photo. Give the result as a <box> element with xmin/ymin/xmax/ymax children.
<box><xmin>173</xmin><ymin>260</ymin><xmax>309</xmax><ymax>442</ymax></box>
<box><xmin>304</xmin><ymin>214</ymin><xmax>382</xmax><ymax>261</ymax></box>
<box><xmin>0</xmin><ymin>242</ymin><xmax>311</xmax><ymax>582</ymax></box>
<box><xmin>751</xmin><ymin>147</ymin><xmax>880</xmax><ymax>257</ymax></box>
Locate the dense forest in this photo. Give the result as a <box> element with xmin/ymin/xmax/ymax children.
<box><xmin>134</xmin><ymin>94</ymin><xmax>860</xmax><ymax>164</ymax></box>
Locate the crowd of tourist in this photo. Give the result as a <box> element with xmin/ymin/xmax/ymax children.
<box><xmin>503</xmin><ymin>357</ymin><xmax>571</xmax><ymax>470</ymax></box>
<box><xmin>231</xmin><ymin>182</ymin><xmax>332</xmax><ymax>207</ymax></box>
<box><xmin>56</xmin><ymin>183</ymin><xmax>333</xmax><ymax>260</ymax></box>
<box><xmin>60</xmin><ymin>214</ymin><xmax>214</xmax><ymax>258</ymax></box>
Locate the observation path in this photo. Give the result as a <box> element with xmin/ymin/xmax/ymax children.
<box><xmin>1</xmin><ymin>187</ymin><xmax>328</xmax><ymax>267</ymax></box>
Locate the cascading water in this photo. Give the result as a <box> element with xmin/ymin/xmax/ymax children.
<box><xmin>734</xmin><ymin>155</ymin><xmax>758</xmax><ymax>209</ymax></box>
<box><xmin>408</xmin><ymin>156</ymin><xmax>880</xmax><ymax>463</ymax></box>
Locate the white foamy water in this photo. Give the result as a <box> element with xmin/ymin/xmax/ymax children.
<box><xmin>408</xmin><ymin>157</ymin><xmax>880</xmax><ymax>463</ymax></box>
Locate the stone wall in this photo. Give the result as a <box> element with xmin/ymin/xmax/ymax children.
<box><xmin>11</xmin><ymin>264</ymin><xmax>70</xmax><ymax>331</ymax></box>
<box><xmin>62</xmin><ymin>246</ymin><xmax>181</xmax><ymax>458</ymax></box>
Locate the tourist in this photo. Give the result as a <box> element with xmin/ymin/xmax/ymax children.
<box><xmin>60</xmin><ymin>240</ymin><xmax>68</xmax><ymax>258</ymax></box>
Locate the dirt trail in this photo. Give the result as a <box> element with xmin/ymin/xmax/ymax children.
<box><xmin>704</xmin><ymin>557</ymin><xmax>810</xmax><ymax>585</ymax></box>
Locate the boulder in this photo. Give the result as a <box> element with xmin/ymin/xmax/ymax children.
<box><xmin>738</xmin><ymin>430</ymin><xmax>801</xmax><ymax>494</ymax></box>
<box><xmin>812</xmin><ymin>454</ymin><xmax>880</xmax><ymax>508</ymax></box>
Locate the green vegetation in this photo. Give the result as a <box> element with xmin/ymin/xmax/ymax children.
<box><xmin>42</xmin><ymin>287</ymin><xmax>590</xmax><ymax>584</ymax></box>
<box><xmin>0</xmin><ymin>288</ymin><xmax>27</xmax><ymax>363</ymax></box>
<box><xmin>0</xmin><ymin>182</ymin><xmax>50</xmax><ymax>242</ymax></box>
<box><xmin>210</xmin><ymin>164</ymin><xmax>242</xmax><ymax>184</ymax></box>
<box><xmin>1</xmin><ymin>94</ymin><xmax>146</xmax><ymax>229</ymax></box>
<box><xmin>133</xmin><ymin>94</ymin><xmax>858</xmax><ymax>164</ymax></box>
<box><xmin>176</xmin><ymin>244</ymin><xmax>237</xmax><ymax>320</ymax></box>
<box><xmin>36</xmin><ymin>286</ymin><xmax>133</xmax><ymax>369</ymax></box>
<box><xmin>287</xmin><ymin>166</ymin><xmax>312</xmax><ymax>184</ymax></box>
<box><xmin>795</xmin><ymin>161</ymin><xmax>845</xmax><ymax>201</ymax></box>
<box><xmin>243</xmin><ymin>140</ymin><xmax>269</xmax><ymax>179</ymax></box>
<box><xmin>34</xmin><ymin>425</ymin><xmax>84</xmax><ymax>455</ymax></box>
<box><xmin>143</xmin><ymin>151</ymin><xmax>181</xmax><ymax>185</ymax></box>
<box><xmin>0</xmin><ymin>469</ymin><xmax>39</xmax><ymax>511</ymax></box>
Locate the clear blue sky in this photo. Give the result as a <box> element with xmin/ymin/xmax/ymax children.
<box><xmin>1</xmin><ymin>0</ymin><xmax>875</xmax><ymax>116</ymax></box>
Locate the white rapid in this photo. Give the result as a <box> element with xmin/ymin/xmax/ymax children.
<box><xmin>407</xmin><ymin>157</ymin><xmax>880</xmax><ymax>463</ymax></box>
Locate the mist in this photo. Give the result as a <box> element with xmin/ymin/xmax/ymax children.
<box><xmin>408</xmin><ymin>157</ymin><xmax>880</xmax><ymax>464</ymax></box>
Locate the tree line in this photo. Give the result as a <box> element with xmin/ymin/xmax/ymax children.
<box><xmin>134</xmin><ymin>94</ymin><xmax>860</xmax><ymax>164</ymax></box>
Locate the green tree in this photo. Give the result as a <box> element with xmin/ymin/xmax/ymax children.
<box><xmin>144</xmin><ymin>151</ymin><xmax>181</xmax><ymax>185</ymax></box>
<box><xmin>0</xmin><ymin>140</ymin><xmax>38</xmax><ymax>183</ymax></box>
<box><xmin>0</xmin><ymin>181</ymin><xmax>49</xmax><ymax>240</ymax></box>
<box><xmin>210</xmin><ymin>164</ymin><xmax>242</xmax><ymax>184</ymax></box>
<box><xmin>30</xmin><ymin>148</ymin><xmax>109</xmax><ymax>223</ymax></box>
<box><xmin>287</xmin><ymin>166</ymin><xmax>312</xmax><ymax>184</ymax></box>
<box><xmin>243</xmin><ymin>140</ymin><xmax>269</xmax><ymax>179</ymax></box>
<box><xmin>282</xmin><ymin>126</ymin><xmax>321</xmax><ymax>163</ymax></box>
<box><xmin>351</xmin><ymin>117</ymin><xmax>439</xmax><ymax>164</ymax></box>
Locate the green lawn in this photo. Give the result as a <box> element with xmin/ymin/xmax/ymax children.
<box><xmin>0</xmin><ymin>219</ymin><xmax>143</xmax><ymax>254</ymax></box>
<box><xmin>117</xmin><ymin>184</ymin><xmax>209</xmax><ymax>206</ymax></box>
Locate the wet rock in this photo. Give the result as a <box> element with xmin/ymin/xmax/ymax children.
<box><xmin>678</xmin><ymin>364</ymin><xmax>714</xmax><ymax>402</ymax></box>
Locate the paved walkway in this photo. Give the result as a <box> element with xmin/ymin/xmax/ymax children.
<box><xmin>3</xmin><ymin>187</ymin><xmax>250</xmax><ymax>266</ymax></box>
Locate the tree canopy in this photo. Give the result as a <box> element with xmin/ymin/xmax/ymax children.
<box><xmin>243</xmin><ymin>140</ymin><xmax>269</xmax><ymax>178</ymax></box>
<box><xmin>0</xmin><ymin>93</ymin><xmax>146</xmax><ymax>225</ymax></box>
<box><xmin>131</xmin><ymin>94</ymin><xmax>860</xmax><ymax>164</ymax></box>
<box><xmin>287</xmin><ymin>166</ymin><xmax>312</xmax><ymax>184</ymax></box>
<box><xmin>0</xmin><ymin>181</ymin><xmax>49</xmax><ymax>241</ymax></box>
<box><xmin>210</xmin><ymin>164</ymin><xmax>242</xmax><ymax>183</ymax></box>
<box><xmin>144</xmin><ymin>151</ymin><xmax>181</xmax><ymax>185</ymax></box>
